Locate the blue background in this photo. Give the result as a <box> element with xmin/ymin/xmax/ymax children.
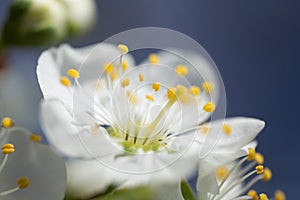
<box><xmin>1</xmin><ymin>0</ymin><xmax>299</xmax><ymax>198</ymax></box>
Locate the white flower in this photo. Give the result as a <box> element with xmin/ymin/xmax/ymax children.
<box><xmin>2</xmin><ymin>0</ymin><xmax>96</xmax><ymax>46</ymax></box>
<box><xmin>36</xmin><ymin>42</ymin><xmax>265</xmax><ymax>198</ymax></box>
<box><xmin>0</xmin><ymin>117</ymin><xmax>66</xmax><ymax>200</ymax></box>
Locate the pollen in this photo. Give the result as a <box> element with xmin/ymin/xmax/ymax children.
<box><xmin>167</xmin><ymin>87</ymin><xmax>176</xmax><ymax>99</ymax></box>
<box><xmin>175</xmin><ymin>65</ymin><xmax>188</xmax><ymax>76</ymax></box>
<box><xmin>202</xmin><ymin>81</ymin><xmax>214</xmax><ymax>93</ymax></box>
<box><xmin>67</xmin><ymin>68</ymin><xmax>79</xmax><ymax>79</ymax></box>
<box><xmin>104</xmin><ymin>63</ymin><xmax>114</xmax><ymax>74</ymax></box>
<box><xmin>148</xmin><ymin>53</ymin><xmax>159</xmax><ymax>64</ymax></box>
<box><xmin>138</xmin><ymin>73</ymin><xmax>144</xmax><ymax>82</ymax></box>
<box><xmin>248</xmin><ymin>148</ymin><xmax>256</xmax><ymax>161</ymax></box>
<box><xmin>222</xmin><ymin>124</ymin><xmax>231</xmax><ymax>135</ymax></box>
<box><xmin>17</xmin><ymin>177</ymin><xmax>30</xmax><ymax>189</ymax></box>
<box><xmin>247</xmin><ymin>190</ymin><xmax>259</xmax><ymax>200</ymax></box>
<box><xmin>203</xmin><ymin>102</ymin><xmax>216</xmax><ymax>112</ymax></box>
<box><xmin>255</xmin><ymin>153</ymin><xmax>264</xmax><ymax>164</ymax></box>
<box><xmin>262</xmin><ymin>167</ymin><xmax>272</xmax><ymax>182</ymax></box>
<box><xmin>122</xmin><ymin>60</ymin><xmax>128</xmax><ymax>71</ymax></box>
<box><xmin>60</xmin><ymin>76</ymin><xmax>71</xmax><ymax>87</ymax></box>
<box><xmin>121</xmin><ymin>78</ymin><xmax>130</xmax><ymax>87</ymax></box>
<box><xmin>274</xmin><ymin>190</ymin><xmax>286</xmax><ymax>200</ymax></box>
<box><xmin>118</xmin><ymin>44</ymin><xmax>129</xmax><ymax>54</ymax></box>
<box><xmin>2</xmin><ymin>143</ymin><xmax>15</xmax><ymax>154</ymax></box>
<box><xmin>29</xmin><ymin>133</ymin><xmax>42</xmax><ymax>143</ymax></box>
<box><xmin>1</xmin><ymin>117</ymin><xmax>14</xmax><ymax>128</ymax></box>
<box><xmin>152</xmin><ymin>82</ymin><xmax>160</xmax><ymax>92</ymax></box>
<box><xmin>146</xmin><ymin>94</ymin><xmax>155</xmax><ymax>102</ymax></box>
<box><xmin>259</xmin><ymin>193</ymin><xmax>269</xmax><ymax>200</ymax></box>
<box><xmin>256</xmin><ymin>165</ymin><xmax>264</xmax><ymax>174</ymax></box>
<box><xmin>189</xmin><ymin>86</ymin><xmax>200</xmax><ymax>96</ymax></box>
<box><xmin>215</xmin><ymin>166</ymin><xmax>229</xmax><ymax>180</ymax></box>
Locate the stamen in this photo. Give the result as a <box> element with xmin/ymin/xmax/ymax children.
<box><xmin>146</xmin><ymin>94</ymin><xmax>155</xmax><ymax>102</ymax></box>
<box><xmin>29</xmin><ymin>133</ymin><xmax>42</xmax><ymax>143</ymax></box>
<box><xmin>262</xmin><ymin>167</ymin><xmax>272</xmax><ymax>182</ymax></box>
<box><xmin>259</xmin><ymin>193</ymin><xmax>269</xmax><ymax>200</ymax></box>
<box><xmin>215</xmin><ymin>166</ymin><xmax>229</xmax><ymax>180</ymax></box>
<box><xmin>202</xmin><ymin>81</ymin><xmax>214</xmax><ymax>93</ymax></box>
<box><xmin>222</xmin><ymin>124</ymin><xmax>231</xmax><ymax>135</ymax></box>
<box><xmin>17</xmin><ymin>177</ymin><xmax>30</xmax><ymax>189</ymax></box>
<box><xmin>274</xmin><ymin>190</ymin><xmax>286</xmax><ymax>200</ymax></box>
<box><xmin>255</xmin><ymin>153</ymin><xmax>264</xmax><ymax>164</ymax></box>
<box><xmin>152</xmin><ymin>82</ymin><xmax>160</xmax><ymax>92</ymax></box>
<box><xmin>2</xmin><ymin>143</ymin><xmax>15</xmax><ymax>154</ymax></box>
<box><xmin>121</xmin><ymin>78</ymin><xmax>130</xmax><ymax>87</ymax></box>
<box><xmin>67</xmin><ymin>68</ymin><xmax>80</xmax><ymax>79</ymax></box>
<box><xmin>175</xmin><ymin>65</ymin><xmax>188</xmax><ymax>76</ymax></box>
<box><xmin>111</xmin><ymin>71</ymin><xmax>119</xmax><ymax>81</ymax></box>
<box><xmin>1</xmin><ymin>117</ymin><xmax>14</xmax><ymax>128</ymax></box>
<box><xmin>189</xmin><ymin>86</ymin><xmax>200</xmax><ymax>96</ymax></box>
<box><xmin>138</xmin><ymin>73</ymin><xmax>144</xmax><ymax>82</ymax></box>
<box><xmin>203</xmin><ymin>102</ymin><xmax>216</xmax><ymax>112</ymax></box>
<box><xmin>118</xmin><ymin>44</ymin><xmax>129</xmax><ymax>54</ymax></box>
<box><xmin>122</xmin><ymin>60</ymin><xmax>128</xmax><ymax>71</ymax></box>
<box><xmin>248</xmin><ymin>148</ymin><xmax>256</xmax><ymax>161</ymax></box>
<box><xmin>104</xmin><ymin>63</ymin><xmax>114</xmax><ymax>74</ymax></box>
<box><xmin>256</xmin><ymin>165</ymin><xmax>264</xmax><ymax>174</ymax></box>
<box><xmin>148</xmin><ymin>53</ymin><xmax>159</xmax><ymax>64</ymax></box>
<box><xmin>247</xmin><ymin>190</ymin><xmax>259</xmax><ymax>200</ymax></box>
<box><xmin>60</xmin><ymin>76</ymin><xmax>71</xmax><ymax>87</ymax></box>
<box><xmin>167</xmin><ymin>87</ymin><xmax>176</xmax><ymax>99</ymax></box>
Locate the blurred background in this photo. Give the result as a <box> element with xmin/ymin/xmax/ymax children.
<box><xmin>0</xmin><ymin>0</ymin><xmax>299</xmax><ymax>198</ymax></box>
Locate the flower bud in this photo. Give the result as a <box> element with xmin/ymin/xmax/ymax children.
<box><xmin>1</xmin><ymin>0</ymin><xmax>96</xmax><ymax>46</ymax></box>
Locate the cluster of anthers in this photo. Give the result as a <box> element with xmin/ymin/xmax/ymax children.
<box><xmin>0</xmin><ymin>117</ymin><xmax>36</xmax><ymax>196</ymax></box>
<box><xmin>212</xmin><ymin>147</ymin><xmax>286</xmax><ymax>200</ymax></box>
<box><xmin>58</xmin><ymin>44</ymin><xmax>215</xmax><ymax>154</ymax></box>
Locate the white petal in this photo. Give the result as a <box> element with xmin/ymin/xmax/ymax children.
<box><xmin>199</xmin><ymin>117</ymin><xmax>265</xmax><ymax>154</ymax></box>
<box><xmin>40</xmin><ymin>99</ymin><xmax>96</xmax><ymax>158</ymax></box>
<box><xmin>0</xmin><ymin>127</ymin><xmax>66</xmax><ymax>200</ymax></box>
<box><xmin>65</xmin><ymin>159</ymin><xmax>123</xmax><ymax>199</ymax></box>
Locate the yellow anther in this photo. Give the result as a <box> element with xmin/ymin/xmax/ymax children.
<box><xmin>126</xmin><ymin>91</ymin><xmax>138</xmax><ymax>104</ymax></box>
<box><xmin>176</xmin><ymin>85</ymin><xmax>188</xmax><ymax>94</ymax></box>
<box><xmin>60</xmin><ymin>76</ymin><xmax>71</xmax><ymax>87</ymax></box>
<box><xmin>167</xmin><ymin>87</ymin><xmax>176</xmax><ymax>99</ymax></box>
<box><xmin>122</xmin><ymin>60</ymin><xmax>128</xmax><ymax>71</ymax></box>
<box><xmin>175</xmin><ymin>65</ymin><xmax>188</xmax><ymax>76</ymax></box>
<box><xmin>138</xmin><ymin>73</ymin><xmax>144</xmax><ymax>82</ymax></box>
<box><xmin>255</xmin><ymin>153</ymin><xmax>264</xmax><ymax>164</ymax></box>
<box><xmin>1</xmin><ymin>117</ymin><xmax>14</xmax><ymax>128</ymax></box>
<box><xmin>30</xmin><ymin>133</ymin><xmax>42</xmax><ymax>143</ymax></box>
<box><xmin>215</xmin><ymin>166</ymin><xmax>229</xmax><ymax>180</ymax></box>
<box><xmin>222</xmin><ymin>124</ymin><xmax>231</xmax><ymax>135</ymax></box>
<box><xmin>17</xmin><ymin>177</ymin><xmax>30</xmax><ymax>189</ymax></box>
<box><xmin>148</xmin><ymin>53</ymin><xmax>159</xmax><ymax>64</ymax></box>
<box><xmin>202</xmin><ymin>102</ymin><xmax>216</xmax><ymax>112</ymax></box>
<box><xmin>202</xmin><ymin>82</ymin><xmax>214</xmax><ymax>93</ymax></box>
<box><xmin>248</xmin><ymin>148</ymin><xmax>256</xmax><ymax>161</ymax></box>
<box><xmin>247</xmin><ymin>190</ymin><xmax>259</xmax><ymax>200</ymax></box>
<box><xmin>259</xmin><ymin>193</ymin><xmax>269</xmax><ymax>200</ymax></box>
<box><xmin>152</xmin><ymin>82</ymin><xmax>160</xmax><ymax>92</ymax></box>
<box><xmin>104</xmin><ymin>63</ymin><xmax>114</xmax><ymax>74</ymax></box>
<box><xmin>274</xmin><ymin>190</ymin><xmax>286</xmax><ymax>200</ymax></box>
<box><xmin>2</xmin><ymin>143</ymin><xmax>15</xmax><ymax>154</ymax></box>
<box><xmin>146</xmin><ymin>94</ymin><xmax>155</xmax><ymax>102</ymax></box>
<box><xmin>199</xmin><ymin>125</ymin><xmax>210</xmax><ymax>134</ymax></box>
<box><xmin>67</xmin><ymin>68</ymin><xmax>79</xmax><ymax>79</ymax></box>
<box><xmin>121</xmin><ymin>78</ymin><xmax>130</xmax><ymax>87</ymax></box>
<box><xmin>256</xmin><ymin>165</ymin><xmax>264</xmax><ymax>174</ymax></box>
<box><xmin>262</xmin><ymin>167</ymin><xmax>272</xmax><ymax>182</ymax></box>
<box><xmin>118</xmin><ymin>44</ymin><xmax>129</xmax><ymax>54</ymax></box>
<box><xmin>189</xmin><ymin>86</ymin><xmax>200</xmax><ymax>96</ymax></box>
<box><xmin>111</xmin><ymin>71</ymin><xmax>119</xmax><ymax>81</ymax></box>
